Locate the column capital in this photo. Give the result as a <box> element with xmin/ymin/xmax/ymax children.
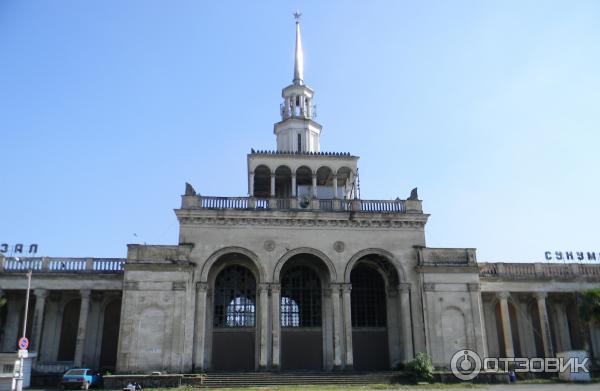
<box><xmin>496</xmin><ymin>291</ymin><xmax>510</xmax><ymax>300</ymax></box>
<box><xmin>329</xmin><ymin>283</ymin><xmax>343</xmax><ymax>292</ymax></box>
<box><xmin>196</xmin><ymin>281</ymin><xmax>209</xmax><ymax>292</ymax></box>
<box><xmin>258</xmin><ymin>283</ymin><xmax>270</xmax><ymax>293</ymax></box>
<box><xmin>341</xmin><ymin>283</ymin><xmax>352</xmax><ymax>293</ymax></box>
<box><xmin>533</xmin><ymin>291</ymin><xmax>548</xmax><ymax>300</ymax></box>
<box><xmin>34</xmin><ymin>289</ymin><xmax>49</xmax><ymax>298</ymax></box>
<box><xmin>467</xmin><ymin>283</ymin><xmax>480</xmax><ymax>292</ymax></box>
<box><xmin>80</xmin><ymin>289</ymin><xmax>91</xmax><ymax>299</ymax></box>
<box><xmin>270</xmin><ymin>283</ymin><xmax>281</xmax><ymax>293</ymax></box>
<box><xmin>398</xmin><ymin>282</ymin><xmax>411</xmax><ymax>293</ymax></box>
<box><xmin>387</xmin><ymin>288</ymin><xmax>398</xmax><ymax>298</ymax></box>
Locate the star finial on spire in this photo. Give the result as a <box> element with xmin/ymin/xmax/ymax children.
<box><xmin>293</xmin><ymin>11</ymin><xmax>302</xmax><ymax>23</ymax></box>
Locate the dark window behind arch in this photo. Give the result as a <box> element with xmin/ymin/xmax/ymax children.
<box><xmin>281</xmin><ymin>265</ymin><xmax>321</xmax><ymax>327</ymax></box>
<box><xmin>214</xmin><ymin>265</ymin><xmax>256</xmax><ymax>327</ymax></box>
<box><xmin>350</xmin><ymin>264</ymin><xmax>387</xmax><ymax>327</ymax></box>
<box><xmin>58</xmin><ymin>299</ymin><xmax>81</xmax><ymax>360</ymax></box>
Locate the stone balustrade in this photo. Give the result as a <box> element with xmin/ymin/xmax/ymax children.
<box><xmin>182</xmin><ymin>195</ymin><xmax>419</xmax><ymax>213</ymax></box>
<box><xmin>479</xmin><ymin>262</ymin><xmax>600</xmax><ymax>280</ymax></box>
<box><xmin>0</xmin><ymin>257</ymin><xmax>125</xmax><ymax>274</ymax></box>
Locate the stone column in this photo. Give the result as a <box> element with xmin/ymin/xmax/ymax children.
<box><xmin>258</xmin><ymin>284</ymin><xmax>269</xmax><ymax>370</ymax></box>
<box><xmin>31</xmin><ymin>289</ymin><xmax>49</xmax><ymax>355</ymax></box>
<box><xmin>341</xmin><ymin>284</ymin><xmax>353</xmax><ymax>369</ymax></box>
<box><xmin>193</xmin><ymin>282</ymin><xmax>208</xmax><ymax>370</ymax></box>
<box><xmin>351</xmin><ymin>172</ymin><xmax>358</xmax><ymax>198</ymax></box>
<box><xmin>468</xmin><ymin>283</ymin><xmax>487</xmax><ymax>358</ymax></box>
<box><xmin>270</xmin><ymin>284</ymin><xmax>281</xmax><ymax>370</ymax></box>
<box><xmin>311</xmin><ymin>174</ymin><xmax>317</xmax><ymax>198</ymax></box>
<box><xmin>534</xmin><ymin>292</ymin><xmax>554</xmax><ymax>358</ymax></box>
<box><xmin>270</xmin><ymin>173</ymin><xmax>276</xmax><ymax>197</ymax></box>
<box><xmin>248</xmin><ymin>172</ymin><xmax>254</xmax><ymax>196</ymax></box>
<box><xmin>331</xmin><ymin>284</ymin><xmax>342</xmax><ymax>369</ymax></box>
<box><xmin>74</xmin><ymin>289</ymin><xmax>91</xmax><ymax>367</ymax></box>
<box><xmin>291</xmin><ymin>174</ymin><xmax>297</xmax><ymax>197</ymax></box>
<box><xmin>497</xmin><ymin>291</ymin><xmax>515</xmax><ymax>357</ymax></box>
<box><xmin>399</xmin><ymin>283</ymin><xmax>414</xmax><ymax>361</ymax></box>
<box><xmin>332</xmin><ymin>175</ymin><xmax>338</xmax><ymax>199</ymax></box>
<box><xmin>554</xmin><ymin>301</ymin><xmax>572</xmax><ymax>353</ymax></box>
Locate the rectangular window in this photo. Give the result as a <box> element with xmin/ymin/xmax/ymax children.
<box><xmin>297</xmin><ymin>134</ymin><xmax>302</xmax><ymax>152</ymax></box>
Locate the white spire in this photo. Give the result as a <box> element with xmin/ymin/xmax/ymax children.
<box><xmin>293</xmin><ymin>11</ymin><xmax>304</xmax><ymax>85</ymax></box>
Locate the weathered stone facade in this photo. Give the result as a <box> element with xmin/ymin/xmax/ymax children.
<box><xmin>1</xmin><ymin>16</ymin><xmax>600</xmax><ymax>377</ymax></box>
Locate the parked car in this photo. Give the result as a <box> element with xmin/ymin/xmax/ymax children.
<box><xmin>61</xmin><ymin>368</ymin><xmax>103</xmax><ymax>389</ymax></box>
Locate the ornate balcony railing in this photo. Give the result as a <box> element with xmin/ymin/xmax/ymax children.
<box><xmin>0</xmin><ymin>257</ymin><xmax>125</xmax><ymax>274</ymax></box>
<box><xmin>479</xmin><ymin>262</ymin><xmax>600</xmax><ymax>280</ymax></box>
<box><xmin>182</xmin><ymin>196</ymin><xmax>417</xmax><ymax>213</ymax></box>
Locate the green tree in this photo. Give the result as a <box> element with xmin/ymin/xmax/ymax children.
<box><xmin>578</xmin><ymin>288</ymin><xmax>600</xmax><ymax>325</ymax></box>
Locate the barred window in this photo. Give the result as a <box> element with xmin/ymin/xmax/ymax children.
<box><xmin>281</xmin><ymin>265</ymin><xmax>321</xmax><ymax>327</ymax></box>
<box><xmin>280</xmin><ymin>297</ymin><xmax>300</xmax><ymax>327</ymax></box>
<box><xmin>351</xmin><ymin>264</ymin><xmax>387</xmax><ymax>327</ymax></box>
<box><xmin>214</xmin><ymin>265</ymin><xmax>256</xmax><ymax>327</ymax></box>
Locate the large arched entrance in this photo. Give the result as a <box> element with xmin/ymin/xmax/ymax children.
<box><xmin>211</xmin><ymin>264</ymin><xmax>257</xmax><ymax>371</ymax></box>
<box><xmin>349</xmin><ymin>254</ymin><xmax>401</xmax><ymax>370</ymax></box>
<box><xmin>279</xmin><ymin>253</ymin><xmax>331</xmax><ymax>370</ymax></box>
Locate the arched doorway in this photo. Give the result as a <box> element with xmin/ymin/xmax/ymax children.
<box><xmin>58</xmin><ymin>299</ymin><xmax>80</xmax><ymax>361</ymax></box>
<box><xmin>350</xmin><ymin>264</ymin><xmax>389</xmax><ymax>370</ymax></box>
<box><xmin>280</xmin><ymin>254</ymin><xmax>329</xmax><ymax>370</ymax></box>
<box><xmin>99</xmin><ymin>299</ymin><xmax>121</xmax><ymax>369</ymax></box>
<box><xmin>212</xmin><ymin>265</ymin><xmax>257</xmax><ymax>371</ymax></box>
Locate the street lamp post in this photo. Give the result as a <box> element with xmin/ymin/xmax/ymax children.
<box><xmin>12</xmin><ymin>267</ymin><xmax>32</xmax><ymax>391</ymax></box>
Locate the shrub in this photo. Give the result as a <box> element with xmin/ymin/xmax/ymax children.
<box><xmin>406</xmin><ymin>352</ymin><xmax>434</xmax><ymax>383</ymax></box>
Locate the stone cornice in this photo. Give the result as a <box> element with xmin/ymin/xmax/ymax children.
<box><xmin>175</xmin><ymin>209</ymin><xmax>429</xmax><ymax>229</ymax></box>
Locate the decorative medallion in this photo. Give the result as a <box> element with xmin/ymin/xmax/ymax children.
<box><xmin>333</xmin><ymin>241</ymin><xmax>345</xmax><ymax>253</ymax></box>
<box><xmin>264</xmin><ymin>240</ymin><xmax>276</xmax><ymax>252</ymax></box>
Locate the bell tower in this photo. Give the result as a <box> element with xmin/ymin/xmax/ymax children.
<box><xmin>274</xmin><ymin>12</ymin><xmax>323</xmax><ymax>153</ymax></box>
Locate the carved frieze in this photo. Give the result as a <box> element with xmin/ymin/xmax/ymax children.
<box><xmin>178</xmin><ymin>216</ymin><xmax>426</xmax><ymax>229</ymax></box>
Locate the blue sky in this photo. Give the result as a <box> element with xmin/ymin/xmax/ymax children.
<box><xmin>1</xmin><ymin>1</ymin><xmax>599</xmax><ymax>261</ymax></box>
